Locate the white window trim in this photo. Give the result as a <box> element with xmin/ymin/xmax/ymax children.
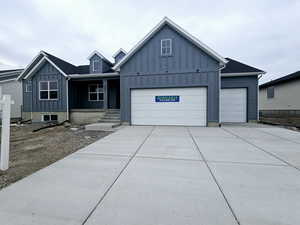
<box><xmin>161</xmin><ymin>38</ymin><xmax>172</xmax><ymax>56</ymax></box>
<box><xmin>88</xmin><ymin>83</ymin><xmax>104</xmax><ymax>102</ymax></box>
<box><xmin>25</xmin><ymin>81</ymin><xmax>32</xmax><ymax>92</ymax></box>
<box><xmin>39</xmin><ymin>81</ymin><xmax>58</xmax><ymax>100</ymax></box>
<box><xmin>92</xmin><ymin>59</ymin><xmax>100</xmax><ymax>72</ymax></box>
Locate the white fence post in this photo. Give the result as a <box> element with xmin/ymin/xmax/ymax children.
<box><xmin>0</xmin><ymin>95</ymin><xmax>12</xmax><ymax>171</ymax></box>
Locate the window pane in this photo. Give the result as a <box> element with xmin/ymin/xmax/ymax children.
<box><xmin>98</xmin><ymin>93</ymin><xmax>104</xmax><ymax>100</ymax></box>
<box><xmin>40</xmin><ymin>82</ymin><xmax>48</xmax><ymax>90</ymax></box>
<box><xmin>50</xmin><ymin>91</ymin><xmax>58</xmax><ymax>99</ymax></box>
<box><xmin>89</xmin><ymin>85</ymin><xmax>97</xmax><ymax>92</ymax></box>
<box><xmin>89</xmin><ymin>93</ymin><xmax>98</xmax><ymax>101</ymax></box>
<box><xmin>50</xmin><ymin>115</ymin><xmax>58</xmax><ymax>121</ymax></box>
<box><xmin>40</xmin><ymin>91</ymin><xmax>49</xmax><ymax>99</ymax></box>
<box><xmin>49</xmin><ymin>81</ymin><xmax>58</xmax><ymax>90</ymax></box>
<box><xmin>43</xmin><ymin>115</ymin><xmax>50</xmax><ymax>121</ymax></box>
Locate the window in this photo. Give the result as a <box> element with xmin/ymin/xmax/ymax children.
<box><xmin>92</xmin><ymin>59</ymin><xmax>101</xmax><ymax>72</ymax></box>
<box><xmin>39</xmin><ymin>81</ymin><xmax>58</xmax><ymax>100</ymax></box>
<box><xmin>25</xmin><ymin>81</ymin><xmax>32</xmax><ymax>92</ymax></box>
<box><xmin>88</xmin><ymin>82</ymin><xmax>104</xmax><ymax>101</ymax></box>
<box><xmin>267</xmin><ymin>86</ymin><xmax>274</xmax><ymax>99</ymax></box>
<box><xmin>42</xmin><ymin>114</ymin><xmax>58</xmax><ymax>122</ymax></box>
<box><xmin>161</xmin><ymin>39</ymin><xmax>172</xmax><ymax>56</ymax></box>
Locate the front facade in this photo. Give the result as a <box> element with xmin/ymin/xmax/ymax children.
<box><xmin>259</xmin><ymin>71</ymin><xmax>300</xmax><ymax>126</ymax></box>
<box><xmin>0</xmin><ymin>69</ymin><xmax>23</xmax><ymax>119</ymax></box>
<box><xmin>17</xmin><ymin>17</ymin><xmax>265</xmax><ymax>126</ymax></box>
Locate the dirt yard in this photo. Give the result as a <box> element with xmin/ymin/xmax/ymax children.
<box><xmin>0</xmin><ymin>124</ymin><xmax>112</xmax><ymax>190</ymax></box>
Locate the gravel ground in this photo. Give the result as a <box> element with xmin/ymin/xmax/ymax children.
<box><xmin>0</xmin><ymin>124</ymin><xmax>112</xmax><ymax>190</ymax></box>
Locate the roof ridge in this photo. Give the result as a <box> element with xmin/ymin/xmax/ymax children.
<box><xmin>42</xmin><ymin>51</ymin><xmax>77</xmax><ymax>68</ymax></box>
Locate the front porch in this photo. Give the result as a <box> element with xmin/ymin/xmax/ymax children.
<box><xmin>68</xmin><ymin>77</ymin><xmax>120</xmax><ymax>124</ymax></box>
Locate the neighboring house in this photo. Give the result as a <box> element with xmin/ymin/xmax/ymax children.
<box><xmin>0</xmin><ymin>69</ymin><xmax>23</xmax><ymax>119</ymax></box>
<box><xmin>17</xmin><ymin>17</ymin><xmax>265</xmax><ymax>126</ymax></box>
<box><xmin>259</xmin><ymin>71</ymin><xmax>300</xmax><ymax>126</ymax></box>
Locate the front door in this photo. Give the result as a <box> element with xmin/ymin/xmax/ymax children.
<box><xmin>108</xmin><ymin>79</ymin><xmax>120</xmax><ymax>109</ymax></box>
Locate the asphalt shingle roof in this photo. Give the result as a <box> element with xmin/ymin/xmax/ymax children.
<box><xmin>260</xmin><ymin>71</ymin><xmax>300</xmax><ymax>88</ymax></box>
<box><xmin>222</xmin><ymin>57</ymin><xmax>265</xmax><ymax>74</ymax></box>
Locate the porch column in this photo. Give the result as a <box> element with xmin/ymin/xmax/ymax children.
<box><xmin>103</xmin><ymin>79</ymin><xmax>108</xmax><ymax>109</ymax></box>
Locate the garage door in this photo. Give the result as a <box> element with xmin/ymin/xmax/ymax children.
<box><xmin>221</xmin><ymin>88</ymin><xmax>247</xmax><ymax>123</ymax></box>
<box><xmin>131</xmin><ymin>87</ymin><xmax>207</xmax><ymax>126</ymax></box>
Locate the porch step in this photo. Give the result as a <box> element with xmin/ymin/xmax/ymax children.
<box><xmin>99</xmin><ymin>119</ymin><xmax>121</xmax><ymax>123</ymax></box>
<box><xmin>98</xmin><ymin>109</ymin><xmax>121</xmax><ymax>123</ymax></box>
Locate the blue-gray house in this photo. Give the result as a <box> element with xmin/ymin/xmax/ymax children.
<box><xmin>17</xmin><ymin>17</ymin><xmax>265</xmax><ymax>126</ymax></box>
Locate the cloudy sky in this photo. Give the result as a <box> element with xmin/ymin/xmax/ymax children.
<box><xmin>0</xmin><ymin>0</ymin><xmax>299</xmax><ymax>83</ymax></box>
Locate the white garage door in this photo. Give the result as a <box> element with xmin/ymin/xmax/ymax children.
<box><xmin>221</xmin><ymin>88</ymin><xmax>247</xmax><ymax>123</ymax></box>
<box><xmin>131</xmin><ymin>87</ymin><xmax>207</xmax><ymax>126</ymax></box>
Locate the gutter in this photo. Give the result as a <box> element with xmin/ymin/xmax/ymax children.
<box><xmin>68</xmin><ymin>72</ymin><xmax>119</xmax><ymax>79</ymax></box>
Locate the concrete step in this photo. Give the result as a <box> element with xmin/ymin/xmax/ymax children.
<box><xmin>102</xmin><ymin>116</ymin><xmax>120</xmax><ymax>119</ymax></box>
<box><xmin>85</xmin><ymin>122</ymin><xmax>121</xmax><ymax>131</ymax></box>
<box><xmin>98</xmin><ymin>119</ymin><xmax>121</xmax><ymax>123</ymax></box>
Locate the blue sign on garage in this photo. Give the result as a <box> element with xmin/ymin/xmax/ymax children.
<box><xmin>155</xmin><ymin>95</ymin><xmax>180</xmax><ymax>102</ymax></box>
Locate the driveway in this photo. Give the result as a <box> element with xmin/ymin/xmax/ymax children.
<box><xmin>0</xmin><ymin>125</ymin><xmax>300</xmax><ymax>225</ymax></box>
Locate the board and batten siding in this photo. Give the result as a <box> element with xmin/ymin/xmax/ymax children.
<box><xmin>23</xmin><ymin>61</ymin><xmax>67</xmax><ymax>112</ymax></box>
<box><xmin>89</xmin><ymin>54</ymin><xmax>111</xmax><ymax>74</ymax></box>
<box><xmin>221</xmin><ymin>76</ymin><xmax>258</xmax><ymax>121</ymax></box>
<box><xmin>119</xmin><ymin>24</ymin><xmax>220</xmax><ymax>124</ymax></box>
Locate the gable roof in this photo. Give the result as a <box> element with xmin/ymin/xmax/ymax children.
<box><xmin>0</xmin><ymin>69</ymin><xmax>23</xmax><ymax>82</ymax></box>
<box><xmin>113</xmin><ymin>17</ymin><xmax>228</xmax><ymax>70</ymax></box>
<box><xmin>222</xmin><ymin>58</ymin><xmax>265</xmax><ymax>75</ymax></box>
<box><xmin>43</xmin><ymin>51</ymin><xmax>78</xmax><ymax>74</ymax></box>
<box><xmin>18</xmin><ymin>51</ymin><xmax>113</xmax><ymax>80</ymax></box>
<box><xmin>0</xmin><ymin>69</ymin><xmax>23</xmax><ymax>74</ymax></box>
<box><xmin>87</xmin><ymin>50</ymin><xmax>113</xmax><ymax>65</ymax></box>
<box><xmin>112</xmin><ymin>48</ymin><xmax>127</xmax><ymax>58</ymax></box>
<box><xmin>260</xmin><ymin>71</ymin><xmax>300</xmax><ymax>89</ymax></box>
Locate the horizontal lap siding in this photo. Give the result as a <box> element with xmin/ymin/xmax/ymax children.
<box><xmin>221</xmin><ymin>76</ymin><xmax>258</xmax><ymax>121</ymax></box>
<box><xmin>120</xmin><ymin>24</ymin><xmax>220</xmax><ymax>124</ymax></box>
<box><xmin>23</xmin><ymin>61</ymin><xmax>67</xmax><ymax>112</ymax></box>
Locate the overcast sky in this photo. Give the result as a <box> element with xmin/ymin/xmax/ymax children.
<box><xmin>0</xmin><ymin>0</ymin><xmax>299</xmax><ymax>83</ymax></box>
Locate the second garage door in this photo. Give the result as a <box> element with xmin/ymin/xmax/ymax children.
<box><xmin>131</xmin><ymin>87</ymin><xmax>207</xmax><ymax>126</ymax></box>
<box><xmin>221</xmin><ymin>88</ymin><xmax>247</xmax><ymax>123</ymax></box>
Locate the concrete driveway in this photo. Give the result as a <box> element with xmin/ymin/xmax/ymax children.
<box><xmin>0</xmin><ymin>125</ymin><xmax>300</xmax><ymax>225</ymax></box>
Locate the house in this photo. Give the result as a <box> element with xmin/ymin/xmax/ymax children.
<box><xmin>0</xmin><ymin>69</ymin><xmax>23</xmax><ymax>119</ymax></box>
<box><xmin>259</xmin><ymin>71</ymin><xmax>300</xmax><ymax>126</ymax></box>
<box><xmin>17</xmin><ymin>17</ymin><xmax>265</xmax><ymax>126</ymax></box>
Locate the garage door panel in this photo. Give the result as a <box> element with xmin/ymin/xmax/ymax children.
<box><xmin>221</xmin><ymin>88</ymin><xmax>247</xmax><ymax>123</ymax></box>
<box><xmin>131</xmin><ymin>88</ymin><xmax>207</xmax><ymax>126</ymax></box>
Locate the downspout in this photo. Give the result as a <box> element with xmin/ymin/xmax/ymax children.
<box><xmin>257</xmin><ymin>74</ymin><xmax>263</xmax><ymax>122</ymax></box>
<box><xmin>218</xmin><ymin>63</ymin><xmax>226</xmax><ymax>126</ymax></box>
<box><xmin>66</xmin><ymin>76</ymin><xmax>70</xmax><ymax>121</ymax></box>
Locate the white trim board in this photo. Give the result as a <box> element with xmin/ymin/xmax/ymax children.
<box><xmin>68</xmin><ymin>72</ymin><xmax>119</xmax><ymax>79</ymax></box>
<box><xmin>23</xmin><ymin>56</ymin><xmax>67</xmax><ymax>80</ymax></box>
<box><xmin>17</xmin><ymin>51</ymin><xmax>45</xmax><ymax>80</ymax></box>
<box><xmin>221</xmin><ymin>72</ymin><xmax>266</xmax><ymax>77</ymax></box>
<box><xmin>0</xmin><ymin>79</ymin><xmax>17</xmax><ymax>83</ymax></box>
<box><xmin>112</xmin><ymin>48</ymin><xmax>127</xmax><ymax>58</ymax></box>
<box><xmin>113</xmin><ymin>17</ymin><xmax>228</xmax><ymax>70</ymax></box>
<box><xmin>87</xmin><ymin>50</ymin><xmax>112</xmax><ymax>65</ymax></box>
